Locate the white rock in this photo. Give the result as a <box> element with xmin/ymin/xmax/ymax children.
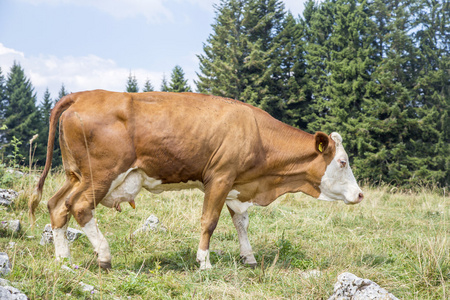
<box><xmin>0</xmin><ymin>278</ymin><xmax>10</xmax><ymax>286</ymax></box>
<box><xmin>0</xmin><ymin>253</ymin><xmax>11</xmax><ymax>276</ymax></box>
<box><xmin>0</xmin><ymin>286</ymin><xmax>12</xmax><ymax>300</ymax></box>
<box><xmin>0</xmin><ymin>284</ymin><xmax>28</xmax><ymax>300</ymax></box>
<box><xmin>40</xmin><ymin>224</ymin><xmax>53</xmax><ymax>245</ymax></box>
<box><xmin>4</xmin><ymin>286</ymin><xmax>21</xmax><ymax>294</ymax></box>
<box><xmin>1</xmin><ymin>220</ymin><xmax>21</xmax><ymax>233</ymax></box>
<box><xmin>5</xmin><ymin>169</ymin><xmax>24</xmax><ymax>178</ymax></box>
<box><xmin>61</xmin><ymin>265</ymin><xmax>75</xmax><ymax>273</ymax></box>
<box><xmin>66</xmin><ymin>228</ymin><xmax>84</xmax><ymax>242</ymax></box>
<box><xmin>133</xmin><ymin>214</ymin><xmax>167</xmax><ymax>235</ymax></box>
<box><xmin>79</xmin><ymin>281</ymin><xmax>95</xmax><ymax>292</ymax></box>
<box><xmin>0</xmin><ymin>189</ymin><xmax>18</xmax><ymax>207</ymax></box>
<box><xmin>144</xmin><ymin>214</ymin><xmax>160</xmax><ymax>228</ymax></box>
<box><xmin>328</xmin><ymin>272</ymin><xmax>399</xmax><ymax>300</ymax></box>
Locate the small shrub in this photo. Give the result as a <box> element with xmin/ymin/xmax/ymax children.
<box><xmin>0</xmin><ymin>163</ymin><xmax>15</xmax><ymax>188</ymax></box>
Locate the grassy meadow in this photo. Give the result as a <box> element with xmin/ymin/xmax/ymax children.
<box><xmin>0</xmin><ymin>169</ymin><xmax>449</xmax><ymax>299</ymax></box>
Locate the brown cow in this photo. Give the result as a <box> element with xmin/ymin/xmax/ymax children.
<box><xmin>29</xmin><ymin>90</ymin><xmax>363</xmax><ymax>270</ymax></box>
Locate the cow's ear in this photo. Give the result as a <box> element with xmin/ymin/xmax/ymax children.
<box><xmin>314</xmin><ymin>132</ymin><xmax>329</xmax><ymax>154</ymax></box>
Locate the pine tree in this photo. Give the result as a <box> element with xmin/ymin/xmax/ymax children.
<box><xmin>0</xmin><ymin>67</ymin><xmax>6</xmax><ymax>120</ymax></box>
<box><xmin>57</xmin><ymin>84</ymin><xmax>68</xmax><ymax>101</ymax></box>
<box><xmin>301</xmin><ymin>0</ymin><xmax>336</xmax><ymax>130</ymax></box>
<box><xmin>35</xmin><ymin>88</ymin><xmax>53</xmax><ymax>165</ymax></box>
<box><xmin>354</xmin><ymin>0</ymin><xmax>421</xmax><ymax>186</ymax></box>
<box><xmin>270</xmin><ymin>12</ymin><xmax>308</xmax><ymax>127</ymax></box>
<box><xmin>196</xmin><ymin>0</ymin><xmax>293</xmax><ymax>123</ymax></box>
<box><xmin>168</xmin><ymin>66</ymin><xmax>192</xmax><ymax>92</ymax></box>
<box><xmin>143</xmin><ymin>79</ymin><xmax>154</xmax><ymax>92</ymax></box>
<box><xmin>243</xmin><ymin>0</ymin><xmax>288</xmax><ymax>119</ymax></box>
<box><xmin>0</xmin><ymin>67</ymin><xmax>7</xmax><ymax>148</ymax></box>
<box><xmin>50</xmin><ymin>84</ymin><xmax>69</xmax><ymax>167</ymax></box>
<box><xmin>3</xmin><ymin>62</ymin><xmax>40</xmax><ymax>165</ymax></box>
<box><xmin>196</xmin><ymin>0</ymin><xmax>247</xmax><ymax>99</ymax></box>
<box><xmin>160</xmin><ymin>74</ymin><xmax>169</xmax><ymax>92</ymax></box>
<box><xmin>125</xmin><ymin>72</ymin><xmax>139</xmax><ymax>93</ymax></box>
<box><xmin>409</xmin><ymin>0</ymin><xmax>450</xmax><ymax>185</ymax></box>
<box><xmin>304</xmin><ymin>0</ymin><xmax>378</xmax><ymax>144</ymax></box>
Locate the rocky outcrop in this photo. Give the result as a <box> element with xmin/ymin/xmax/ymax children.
<box><xmin>328</xmin><ymin>272</ymin><xmax>399</xmax><ymax>300</ymax></box>
<box><xmin>0</xmin><ymin>278</ymin><xmax>27</xmax><ymax>300</ymax></box>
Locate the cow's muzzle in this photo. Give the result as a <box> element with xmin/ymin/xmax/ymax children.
<box><xmin>344</xmin><ymin>191</ymin><xmax>364</xmax><ymax>205</ymax></box>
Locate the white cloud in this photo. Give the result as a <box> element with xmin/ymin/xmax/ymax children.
<box><xmin>177</xmin><ymin>0</ymin><xmax>218</xmax><ymax>13</ymax></box>
<box><xmin>0</xmin><ymin>45</ymin><xmax>26</xmax><ymax>70</ymax></box>
<box><xmin>18</xmin><ymin>0</ymin><xmax>214</xmax><ymax>23</ymax></box>
<box><xmin>0</xmin><ymin>43</ymin><xmax>164</xmax><ymax>102</ymax></box>
<box><xmin>87</xmin><ymin>0</ymin><xmax>173</xmax><ymax>23</ymax></box>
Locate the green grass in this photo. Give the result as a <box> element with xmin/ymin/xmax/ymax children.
<box><xmin>1</xmin><ymin>170</ymin><xmax>448</xmax><ymax>299</ymax></box>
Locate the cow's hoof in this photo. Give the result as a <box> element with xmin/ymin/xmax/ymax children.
<box><xmin>99</xmin><ymin>261</ymin><xmax>112</xmax><ymax>270</ymax></box>
<box><xmin>241</xmin><ymin>255</ymin><xmax>257</xmax><ymax>268</ymax></box>
<box><xmin>199</xmin><ymin>261</ymin><xmax>212</xmax><ymax>270</ymax></box>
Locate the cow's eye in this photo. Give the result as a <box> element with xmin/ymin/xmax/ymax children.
<box><xmin>338</xmin><ymin>159</ymin><xmax>347</xmax><ymax>168</ymax></box>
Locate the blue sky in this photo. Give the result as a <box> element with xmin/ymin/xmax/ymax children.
<box><xmin>0</xmin><ymin>0</ymin><xmax>307</xmax><ymax>102</ymax></box>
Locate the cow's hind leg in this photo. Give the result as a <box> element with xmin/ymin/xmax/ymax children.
<box><xmin>70</xmin><ymin>186</ymin><xmax>112</xmax><ymax>270</ymax></box>
<box><xmin>227</xmin><ymin>206</ymin><xmax>257</xmax><ymax>267</ymax></box>
<box><xmin>48</xmin><ymin>177</ymin><xmax>76</xmax><ymax>261</ymax></box>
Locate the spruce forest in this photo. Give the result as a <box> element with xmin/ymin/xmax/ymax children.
<box><xmin>0</xmin><ymin>0</ymin><xmax>448</xmax><ymax>188</ymax></box>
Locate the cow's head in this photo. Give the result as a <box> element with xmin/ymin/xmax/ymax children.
<box><xmin>315</xmin><ymin>132</ymin><xmax>363</xmax><ymax>204</ymax></box>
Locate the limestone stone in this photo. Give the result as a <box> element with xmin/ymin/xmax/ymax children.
<box><xmin>1</xmin><ymin>220</ymin><xmax>21</xmax><ymax>233</ymax></box>
<box><xmin>328</xmin><ymin>272</ymin><xmax>398</xmax><ymax>300</ymax></box>
<box><xmin>0</xmin><ymin>253</ymin><xmax>11</xmax><ymax>276</ymax></box>
<box><xmin>0</xmin><ymin>189</ymin><xmax>18</xmax><ymax>207</ymax></box>
<box><xmin>133</xmin><ymin>214</ymin><xmax>167</xmax><ymax>235</ymax></box>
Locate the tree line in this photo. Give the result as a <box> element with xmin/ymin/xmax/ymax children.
<box><xmin>0</xmin><ymin>0</ymin><xmax>448</xmax><ymax>188</ymax></box>
<box><xmin>125</xmin><ymin>65</ymin><xmax>192</xmax><ymax>93</ymax></box>
<box><xmin>0</xmin><ymin>64</ymin><xmax>192</xmax><ymax>169</ymax></box>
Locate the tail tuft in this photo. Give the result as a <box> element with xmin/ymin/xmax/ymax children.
<box><xmin>28</xmin><ymin>189</ymin><xmax>42</xmax><ymax>227</ymax></box>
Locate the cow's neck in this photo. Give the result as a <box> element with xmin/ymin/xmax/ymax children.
<box><xmin>257</xmin><ymin>120</ymin><xmax>323</xmax><ymax>203</ymax></box>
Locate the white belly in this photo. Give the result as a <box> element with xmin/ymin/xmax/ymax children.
<box><xmin>100</xmin><ymin>168</ymin><xmax>204</xmax><ymax>208</ymax></box>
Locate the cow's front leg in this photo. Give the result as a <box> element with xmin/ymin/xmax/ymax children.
<box><xmin>227</xmin><ymin>206</ymin><xmax>257</xmax><ymax>267</ymax></box>
<box><xmin>197</xmin><ymin>178</ymin><xmax>232</xmax><ymax>270</ymax></box>
<box><xmin>72</xmin><ymin>199</ymin><xmax>111</xmax><ymax>269</ymax></box>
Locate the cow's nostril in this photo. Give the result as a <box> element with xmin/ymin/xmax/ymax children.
<box><xmin>358</xmin><ymin>193</ymin><xmax>364</xmax><ymax>201</ymax></box>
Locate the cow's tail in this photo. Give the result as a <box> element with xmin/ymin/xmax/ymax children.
<box><xmin>28</xmin><ymin>94</ymin><xmax>76</xmax><ymax>226</ymax></box>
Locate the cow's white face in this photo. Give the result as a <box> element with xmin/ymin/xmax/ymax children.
<box><xmin>318</xmin><ymin>133</ymin><xmax>364</xmax><ymax>204</ymax></box>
